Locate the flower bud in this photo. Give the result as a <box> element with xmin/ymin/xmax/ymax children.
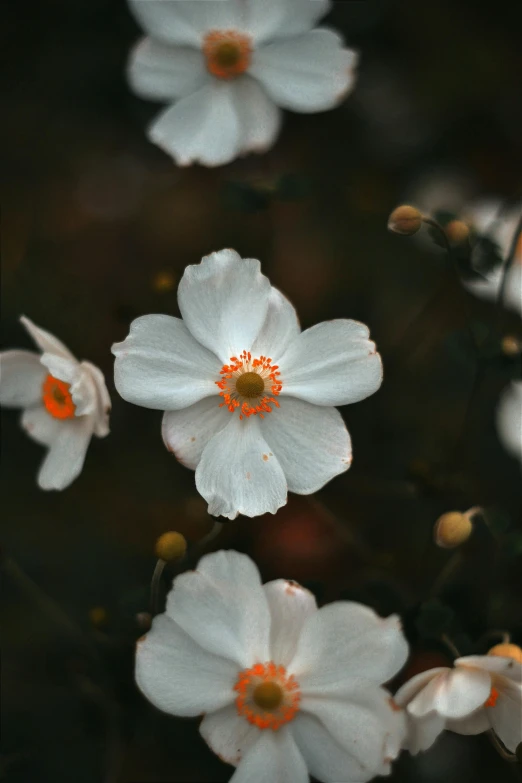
<box><xmin>501</xmin><ymin>335</ymin><xmax>522</xmax><ymax>357</ymax></box>
<box><xmin>488</xmin><ymin>643</ymin><xmax>522</xmax><ymax>664</ymax></box>
<box><xmin>434</xmin><ymin>511</ymin><xmax>473</xmax><ymax>549</ymax></box>
<box><xmin>445</xmin><ymin>219</ymin><xmax>470</xmax><ymax>244</ymax></box>
<box><xmin>388</xmin><ymin>205</ymin><xmax>423</xmax><ymax>236</ymax></box>
<box><xmin>155</xmin><ymin>531</ymin><xmax>187</xmax><ymax>562</ymax></box>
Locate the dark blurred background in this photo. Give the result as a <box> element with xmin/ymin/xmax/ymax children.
<box><xmin>1</xmin><ymin>1</ymin><xmax>522</xmax><ymax>781</ymax></box>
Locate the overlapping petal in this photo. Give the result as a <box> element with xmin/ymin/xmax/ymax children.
<box><xmin>165</xmin><ymin>550</ymin><xmax>271</xmax><ymax>667</ymax></box>
<box><xmin>403</xmin><ymin>711</ymin><xmax>446</xmax><ymax>755</ymax></box>
<box><xmin>37</xmin><ymin>415</ymin><xmax>94</xmax><ymax>491</ymax></box>
<box><xmin>81</xmin><ymin>361</ymin><xmax>111</xmax><ymax>437</ymax></box>
<box><xmin>496</xmin><ymin>381</ymin><xmax>522</xmax><ymax>462</ymax></box>
<box><xmin>245</xmin><ymin>0</ymin><xmax>331</xmax><ymax>44</ymax></box>
<box><xmin>195</xmin><ymin>415</ymin><xmax>287</xmax><ymax>519</ymax></box>
<box><xmin>162</xmin><ymin>396</ymin><xmax>228</xmax><ymax>470</ymax></box>
<box><xmin>488</xmin><ymin>679</ymin><xmax>522</xmax><ymax>752</ymax></box>
<box><xmin>112</xmin><ymin>314</ymin><xmax>218</xmax><ymax>410</ymax></box>
<box><xmin>21</xmin><ymin>405</ymin><xmax>62</xmax><ymax>446</ymax></box>
<box><xmin>250</xmin><ymin>286</ymin><xmax>301</xmax><ymax>361</ymax></box>
<box><xmin>279</xmin><ymin>320</ymin><xmax>383</xmax><ymax>407</ymax></box>
<box><xmin>178</xmin><ymin>249</ymin><xmax>271</xmax><ymax>363</ymax></box>
<box><xmin>135</xmin><ymin>613</ymin><xmax>236</xmax><ymax>717</ymax></box>
<box><xmin>20</xmin><ymin>316</ymin><xmax>75</xmax><ymax>360</ymax></box>
<box><xmin>199</xmin><ymin>705</ymin><xmax>260</xmax><ymax>767</ymax></box>
<box><xmin>261</xmin><ymin>398</ymin><xmax>352</xmax><ymax>493</ymax></box>
<box><xmin>263</xmin><ymin>579</ymin><xmax>317</xmax><ymax>667</ymax></box>
<box><xmin>229</xmin><ymin>727</ymin><xmax>308</xmax><ymax>783</ymax></box>
<box><xmin>251</xmin><ymin>29</ymin><xmax>357</xmax><ymax>113</ymax></box>
<box><xmin>0</xmin><ymin>350</ymin><xmax>46</xmax><ymax>408</ymax></box>
<box><xmin>128</xmin><ymin>38</ymin><xmax>209</xmax><ymax>102</ymax></box>
<box><xmin>407</xmin><ymin>667</ymin><xmax>491</xmax><ymax>720</ymax></box>
<box><xmin>291</xmin><ymin>602</ymin><xmax>408</xmax><ymax>688</ymax></box>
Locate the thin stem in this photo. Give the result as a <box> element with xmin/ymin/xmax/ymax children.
<box><xmin>150</xmin><ymin>558</ymin><xmax>167</xmax><ymax>615</ymax></box>
<box><xmin>429</xmin><ymin>552</ymin><xmax>462</xmax><ymax>598</ymax></box>
<box><xmin>441</xmin><ymin>633</ymin><xmax>461</xmax><ymax>659</ymax></box>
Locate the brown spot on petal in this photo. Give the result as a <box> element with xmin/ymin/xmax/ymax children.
<box><xmin>262</xmin><ymin>454</ymin><xmax>269</xmax><ymax>461</ymax></box>
<box><xmin>246</xmin><ymin>472</ymin><xmax>251</xmax><ymax>480</ymax></box>
<box><xmin>190</xmin><ymin>436</ymin><xmax>196</xmax><ymax>442</ymax></box>
<box><xmin>388</xmin><ymin>697</ymin><xmax>402</xmax><ymax>712</ymax></box>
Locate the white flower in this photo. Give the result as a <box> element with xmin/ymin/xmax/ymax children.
<box><xmin>395</xmin><ymin>655</ymin><xmax>522</xmax><ymax>755</ymax></box>
<box><xmin>112</xmin><ymin>249</ymin><xmax>382</xmax><ymax>519</ymax></box>
<box><xmin>0</xmin><ymin>317</ymin><xmax>111</xmax><ymax>490</ymax></box>
<box><xmin>127</xmin><ymin>0</ymin><xmax>357</xmax><ymax>166</ymax></box>
<box><xmin>497</xmin><ymin>380</ymin><xmax>522</xmax><ymax>464</ymax></box>
<box><xmin>462</xmin><ymin>200</ymin><xmax>522</xmax><ymax>316</ymax></box>
<box><xmin>136</xmin><ymin>549</ymin><xmax>408</xmax><ymax>782</ymax></box>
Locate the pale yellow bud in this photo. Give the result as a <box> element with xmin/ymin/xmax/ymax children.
<box><xmin>388</xmin><ymin>205</ymin><xmax>423</xmax><ymax>236</ymax></box>
<box><xmin>488</xmin><ymin>643</ymin><xmax>522</xmax><ymax>663</ymax></box>
<box><xmin>445</xmin><ymin>220</ymin><xmax>470</xmax><ymax>244</ymax></box>
<box><xmin>155</xmin><ymin>531</ymin><xmax>187</xmax><ymax>562</ymax></box>
<box><xmin>434</xmin><ymin>511</ymin><xmax>473</xmax><ymax>549</ymax></box>
<box><xmin>501</xmin><ymin>335</ymin><xmax>522</xmax><ymax>357</ymax></box>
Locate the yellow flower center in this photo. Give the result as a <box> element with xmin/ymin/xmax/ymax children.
<box><xmin>234</xmin><ymin>661</ymin><xmax>300</xmax><ymax>731</ymax></box>
<box><xmin>203</xmin><ymin>30</ymin><xmax>252</xmax><ymax>80</ymax></box>
<box><xmin>216</xmin><ymin>350</ymin><xmax>282</xmax><ymax>420</ymax></box>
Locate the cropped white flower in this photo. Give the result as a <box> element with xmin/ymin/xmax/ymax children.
<box><xmin>127</xmin><ymin>0</ymin><xmax>357</xmax><ymax>166</ymax></box>
<box><xmin>112</xmin><ymin>249</ymin><xmax>382</xmax><ymax>519</ymax></box>
<box><xmin>395</xmin><ymin>655</ymin><xmax>522</xmax><ymax>754</ymax></box>
<box><xmin>0</xmin><ymin>317</ymin><xmax>110</xmax><ymax>490</ymax></box>
<box><xmin>497</xmin><ymin>381</ymin><xmax>522</xmax><ymax>464</ymax></box>
<box><xmin>462</xmin><ymin>200</ymin><xmax>522</xmax><ymax>316</ymax></box>
<box><xmin>136</xmin><ymin>550</ymin><xmax>408</xmax><ymax>783</ymax></box>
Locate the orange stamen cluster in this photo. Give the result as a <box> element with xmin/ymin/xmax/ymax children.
<box><xmin>484</xmin><ymin>686</ymin><xmax>500</xmax><ymax>709</ymax></box>
<box><xmin>234</xmin><ymin>661</ymin><xmax>300</xmax><ymax>731</ymax></box>
<box><xmin>203</xmin><ymin>30</ymin><xmax>252</xmax><ymax>80</ymax></box>
<box><xmin>216</xmin><ymin>350</ymin><xmax>282</xmax><ymax>420</ymax></box>
<box><xmin>42</xmin><ymin>374</ymin><xmax>76</xmax><ymax>419</ymax></box>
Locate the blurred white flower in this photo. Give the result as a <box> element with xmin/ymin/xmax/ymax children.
<box><xmin>395</xmin><ymin>655</ymin><xmax>522</xmax><ymax>754</ymax></box>
<box><xmin>462</xmin><ymin>200</ymin><xmax>522</xmax><ymax>316</ymax></box>
<box><xmin>0</xmin><ymin>317</ymin><xmax>110</xmax><ymax>490</ymax></box>
<box><xmin>497</xmin><ymin>380</ymin><xmax>522</xmax><ymax>464</ymax></box>
<box><xmin>127</xmin><ymin>0</ymin><xmax>357</xmax><ymax>166</ymax></box>
<box><xmin>136</xmin><ymin>549</ymin><xmax>408</xmax><ymax>782</ymax></box>
<box><xmin>112</xmin><ymin>249</ymin><xmax>382</xmax><ymax>519</ymax></box>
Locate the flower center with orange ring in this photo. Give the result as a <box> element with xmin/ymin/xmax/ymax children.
<box><xmin>203</xmin><ymin>30</ymin><xmax>252</xmax><ymax>80</ymax></box>
<box><xmin>42</xmin><ymin>374</ymin><xmax>76</xmax><ymax>419</ymax></box>
<box><xmin>234</xmin><ymin>661</ymin><xmax>300</xmax><ymax>731</ymax></box>
<box><xmin>216</xmin><ymin>350</ymin><xmax>282</xmax><ymax>420</ymax></box>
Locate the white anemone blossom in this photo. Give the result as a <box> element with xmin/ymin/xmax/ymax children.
<box><xmin>136</xmin><ymin>549</ymin><xmax>409</xmax><ymax>782</ymax></box>
<box><xmin>0</xmin><ymin>317</ymin><xmax>110</xmax><ymax>490</ymax></box>
<box><xmin>127</xmin><ymin>0</ymin><xmax>358</xmax><ymax>166</ymax></box>
<box><xmin>394</xmin><ymin>655</ymin><xmax>522</xmax><ymax>755</ymax></box>
<box><xmin>112</xmin><ymin>249</ymin><xmax>383</xmax><ymax>519</ymax></box>
<box><xmin>497</xmin><ymin>381</ymin><xmax>522</xmax><ymax>465</ymax></box>
<box><xmin>462</xmin><ymin>200</ymin><xmax>522</xmax><ymax>316</ymax></box>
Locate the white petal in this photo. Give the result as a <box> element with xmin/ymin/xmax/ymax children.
<box><xmin>394</xmin><ymin>668</ymin><xmax>450</xmax><ymax>708</ymax></box>
<box><xmin>408</xmin><ymin>667</ymin><xmax>491</xmax><ymax>720</ymax></box>
<box><xmin>263</xmin><ymin>579</ymin><xmax>317</xmax><ymax>667</ymax></box>
<box><xmin>135</xmin><ymin>613</ymin><xmax>236</xmax><ymax>717</ymax></box>
<box><xmin>278</xmin><ymin>319</ymin><xmax>383</xmax><ymax>407</ymax></box>
<box><xmin>162</xmin><ymin>396</ymin><xmax>228</xmax><ymax>470</ymax></box>
<box><xmin>250</xmin><ymin>286</ymin><xmax>301</xmax><ymax>361</ymax></box>
<box><xmin>230</xmin><ymin>728</ymin><xmax>308</xmax><ymax>783</ymax></box>
<box><xmin>290</xmin><ymin>602</ymin><xmax>408</xmax><ymax>688</ymax></box>
<box><xmin>21</xmin><ymin>405</ymin><xmax>62</xmax><ymax>446</ymax></box>
<box><xmin>293</xmin><ymin>686</ymin><xmax>403</xmax><ymax>782</ymax></box>
<box><xmin>245</xmin><ymin>0</ymin><xmax>331</xmax><ymax>44</ymax></box>
<box><xmin>232</xmin><ymin>76</ymin><xmax>282</xmax><ymax>156</ymax></box>
<box><xmin>456</xmin><ymin>655</ymin><xmax>522</xmax><ymax>683</ymax></box>
<box><xmin>0</xmin><ymin>350</ymin><xmax>46</xmax><ymax>408</ymax></box>
<box><xmin>195</xmin><ymin>415</ymin><xmax>287</xmax><ymax>519</ymax></box>
<box><xmin>261</xmin><ymin>398</ymin><xmax>352</xmax><ymax>494</ymax></box>
<box><xmin>112</xmin><ymin>314</ymin><xmax>218</xmax><ymax>410</ymax></box>
<box><xmin>403</xmin><ymin>711</ymin><xmax>446</xmax><ymax>755</ymax></box>
<box><xmin>128</xmin><ymin>0</ymin><xmax>241</xmax><ymax>47</ymax></box>
<box><xmin>178</xmin><ymin>249</ymin><xmax>271</xmax><ymax>363</ymax></box>
<box><xmin>128</xmin><ymin>37</ymin><xmax>209</xmax><ymax>102</ymax></box>
<box><xmin>445</xmin><ymin>708</ymin><xmax>490</xmax><ymax>736</ymax></box>
<box><xmin>489</xmin><ymin>679</ymin><xmax>522</xmax><ymax>752</ymax></box>
<box><xmin>165</xmin><ymin>550</ymin><xmax>271</xmax><ymax>667</ymax></box>
<box><xmin>37</xmin><ymin>415</ymin><xmax>94</xmax><ymax>491</ymax></box>
<box><xmin>148</xmin><ymin>82</ymin><xmax>242</xmax><ymax>167</ymax></box>
<box><xmin>81</xmin><ymin>361</ymin><xmax>111</xmax><ymax>438</ymax></box>
<box><xmin>250</xmin><ymin>29</ymin><xmax>358</xmax><ymax>113</ymax></box>
<box><xmin>20</xmin><ymin>316</ymin><xmax>75</xmax><ymax>359</ymax></box>
<box><xmin>199</xmin><ymin>705</ymin><xmax>259</xmax><ymax>767</ymax></box>
<box><xmin>496</xmin><ymin>381</ymin><xmax>522</xmax><ymax>462</ymax></box>
<box><xmin>40</xmin><ymin>352</ymin><xmax>79</xmax><ymax>386</ymax></box>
